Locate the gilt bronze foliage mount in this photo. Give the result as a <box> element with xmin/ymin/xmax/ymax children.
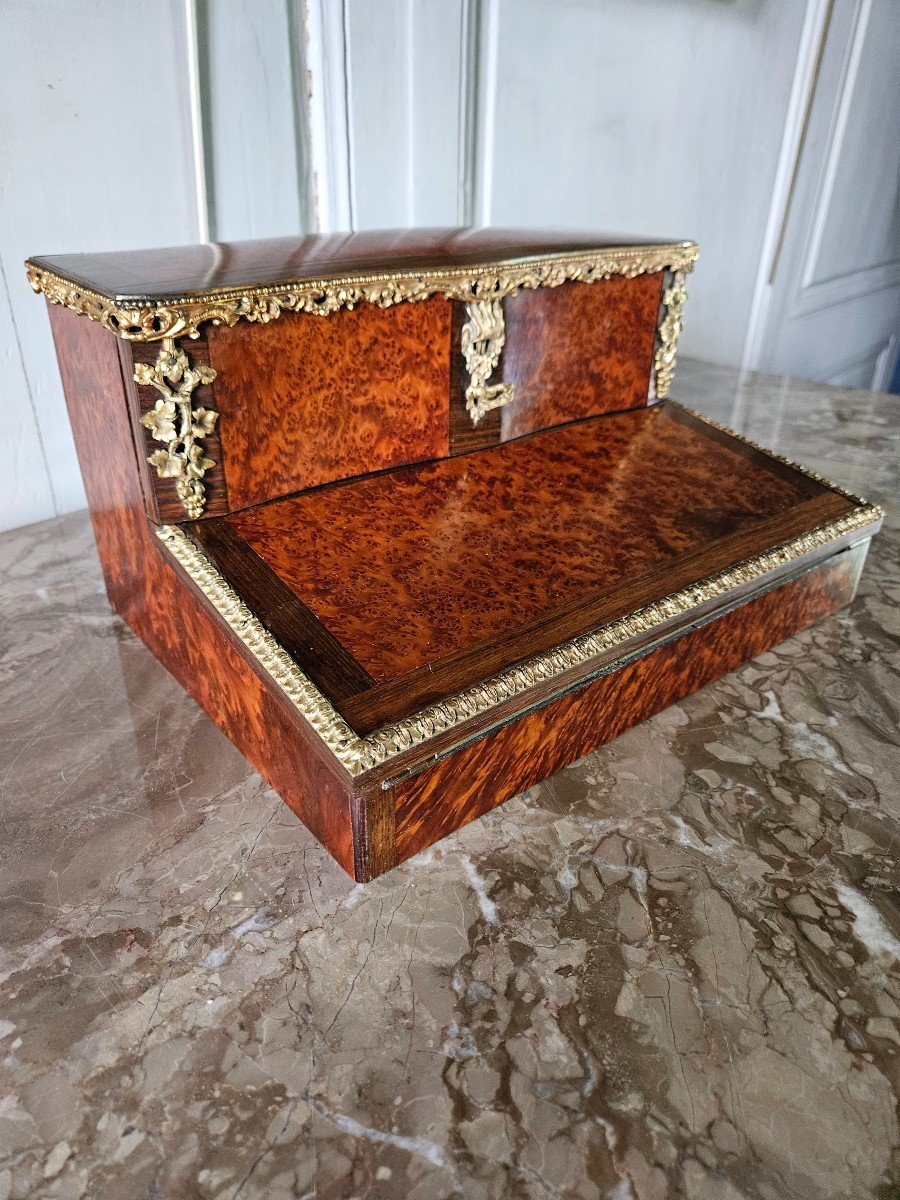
<box><xmin>28</xmin><ymin>242</ymin><xmax>699</xmax><ymax>421</ymax></box>
<box><xmin>134</xmin><ymin>339</ymin><xmax>218</xmax><ymax>520</ymax></box>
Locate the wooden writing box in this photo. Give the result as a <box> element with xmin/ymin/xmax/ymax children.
<box><xmin>28</xmin><ymin>229</ymin><xmax>882</xmax><ymax>880</ymax></box>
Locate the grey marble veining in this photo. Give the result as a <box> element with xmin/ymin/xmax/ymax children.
<box><xmin>0</xmin><ymin>360</ymin><xmax>898</xmax><ymax>1200</ymax></box>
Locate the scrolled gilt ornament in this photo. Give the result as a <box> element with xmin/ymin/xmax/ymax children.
<box><xmin>28</xmin><ymin>242</ymin><xmax>700</xmax><ymax>409</ymax></box>
<box><xmin>27</xmin><ymin>243</ymin><xmax>699</xmax><ymax>343</ymax></box>
<box><xmin>135</xmin><ymin>339</ymin><xmax>218</xmax><ymax>519</ymax></box>
<box><xmin>654</xmin><ymin>270</ymin><xmax>688</xmax><ymax>399</ymax></box>
<box><xmin>461</xmin><ymin>298</ymin><xmax>514</xmax><ymax>423</ymax></box>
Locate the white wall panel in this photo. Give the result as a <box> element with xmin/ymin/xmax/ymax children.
<box><xmin>0</xmin><ymin>0</ymin><xmax>200</xmax><ymax>531</ymax></box>
<box><xmin>755</xmin><ymin>0</ymin><xmax>900</xmax><ymax>387</ymax></box>
<box><xmin>0</xmin><ymin>260</ymin><xmax>56</xmax><ymax>531</ymax></box>
<box><xmin>808</xmin><ymin>0</ymin><xmax>900</xmax><ymax>283</ymax></box>
<box><xmin>344</xmin><ymin>0</ymin><xmax>467</xmax><ymax>228</ymax></box>
<box><xmin>198</xmin><ymin>0</ymin><xmax>313</xmax><ymax>240</ymax></box>
<box><xmin>482</xmin><ymin>0</ymin><xmax>808</xmax><ymax>366</ymax></box>
<box><xmin>1</xmin><ymin>0</ymin><xmax>893</xmax><ymax>533</ymax></box>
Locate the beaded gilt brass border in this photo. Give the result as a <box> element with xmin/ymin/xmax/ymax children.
<box><xmin>27</xmin><ymin>241</ymin><xmax>699</xmax><ymax>402</ymax></box>
<box><xmin>156</xmin><ymin>418</ymin><xmax>882</xmax><ymax>778</ymax></box>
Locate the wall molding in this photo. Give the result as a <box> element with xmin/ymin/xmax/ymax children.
<box><xmin>473</xmin><ymin>0</ymin><xmax>500</xmax><ymax>227</ymax></box>
<box><xmin>183</xmin><ymin>0</ymin><xmax>211</xmax><ymax>242</ymax></box>
<box><xmin>793</xmin><ymin>257</ymin><xmax>900</xmax><ymax>319</ymax></box>
<box><xmin>457</xmin><ymin>0</ymin><xmax>479</xmax><ymax>226</ymax></box>
<box><xmin>303</xmin><ymin>0</ymin><xmax>354</xmax><ymax>231</ymax></box>
<box><xmin>798</xmin><ymin>0</ymin><xmax>873</xmax><ymax>294</ymax></box>
<box><xmin>823</xmin><ymin>333</ymin><xmax>894</xmax><ymax>387</ymax></box>
<box><xmin>741</xmin><ymin>0</ymin><xmax>833</xmax><ymax>371</ymax></box>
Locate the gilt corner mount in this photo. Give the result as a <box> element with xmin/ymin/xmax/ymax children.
<box><xmin>134</xmin><ymin>338</ymin><xmax>218</xmax><ymax>520</ymax></box>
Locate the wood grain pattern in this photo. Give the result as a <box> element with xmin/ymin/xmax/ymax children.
<box><xmin>501</xmin><ymin>274</ymin><xmax>664</xmax><ymax>439</ymax></box>
<box><xmin>30</xmin><ymin>228</ymin><xmax>686</xmax><ymax>301</ymax></box>
<box><xmin>187</xmin><ymin>517</ymin><xmax>375</xmax><ymax>704</ymax></box>
<box><xmin>207</xmin><ymin>297</ymin><xmax>451</xmax><ymax>508</ymax></box>
<box><xmin>43</xmin><ymin>289</ymin><xmax>876</xmax><ymax>883</ymax></box>
<box><xmin>388</xmin><ymin>541</ymin><xmax>867</xmax><ymax>864</ymax></box>
<box><xmin>47</xmin><ymin>302</ymin><xmax>358</xmax><ymax>877</ymax></box>
<box><xmin>341</xmin><ymin>489</ymin><xmax>851</xmax><ymax>733</ymax></box>
<box><xmin>225</xmin><ymin>403</ymin><xmax>831</xmax><ymax>688</ymax></box>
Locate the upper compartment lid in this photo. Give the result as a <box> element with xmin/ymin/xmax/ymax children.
<box><xmin>26</xmin><ymin>226</ymin><xmax>699</xmax><ymax>342</ymax></box>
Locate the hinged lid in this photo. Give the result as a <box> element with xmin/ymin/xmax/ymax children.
<box><xmin>26</xmin><ymin>227</ymin><xmax>698</xmax><ymax>342</ymax></box>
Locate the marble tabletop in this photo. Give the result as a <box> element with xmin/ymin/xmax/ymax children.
<box><xmin>0</xmin><ymin>360</ymin><xmax>897</xmax><ymax>1200</ymax></box>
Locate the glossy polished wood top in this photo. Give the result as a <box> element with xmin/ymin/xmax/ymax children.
<box><xmin>28</xmin><ymin>227</ymin><xmax>690</xmax><ymax>301</ymax></box>
<box><xmin>219</xmin><ymin>404</ymin><xmax>853</xmax><ymax>715</ymax></box>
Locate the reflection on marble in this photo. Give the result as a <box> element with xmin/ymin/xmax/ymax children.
<box><xmin>0</xmin><ymin>360</ymin><xmax>898</xmax><ymax>1200</ymax></box>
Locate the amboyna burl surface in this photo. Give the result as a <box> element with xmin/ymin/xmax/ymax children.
<box><xmin>0</xmin><ymin>361</ymin><xmax>897</xmax><ymax>1199</ymax></box>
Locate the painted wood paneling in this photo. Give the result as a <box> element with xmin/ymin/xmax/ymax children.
<box><xmin>343</xmin><ymin>0</ymin><xmax>468</xmax><ymax>228</ymax></box>
<box><xmin>0</xmin><ymin>260</ymin><xmax>56</xmax><ymax>530</ymax></box>
<box><xmin>480</xmin><ymin>0</ymin><xmax>809</xmax><ymax>367</ymax></box>
<box><xmin>197</xmin><ymin>0</ymin><xmax>313</xmax><ymax>241</ymax></box>
<box><xmin>3</xmin><ymin>0</ymin><xmax>895</xmax><ymax>533</ymax></box>
<box><xmin>807</xmin><ymin>0</ymin><xmax>900</xmax><ymax>284</ymax></box>
<box><xmin>756</xmin><ymin>0</ymin><xmax>900</xmax><ymax>387</ymax></box>
<box><xmin>0</xmin><ymin>0</ymin><xmax>200</xmax><ymax>532</ymax></box>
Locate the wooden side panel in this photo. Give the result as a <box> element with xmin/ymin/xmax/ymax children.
<box><xmin>206</xmin><ymin>296</ymin><xmax>452</xmax><ymax>509</ymax></box>
<box><xmin>46</xmin><ymin>302</ymin><xmax>357</xmax><ymax>878</ymax></box>
<box><xmin>389</xmin><ymin>542</ymin><xmax>866</xmax><ymax>865</ymax></box>
<box><xmin>500</xmin><ymin>273</ymin><xmax>664</xmax><ymax>440</ymax></box>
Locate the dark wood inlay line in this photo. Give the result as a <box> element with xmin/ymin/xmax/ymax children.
<box><xmin>338</xmin><ymin>488</ymin><xmax>857</xmax><ymax>734</ymax></box>
<box><xmin>187</xmin><ymin>517</ymin><xmax>376</xmax><ymax>703</ymax></box>
<box><xmin>666</xmin><ymin>403</ymin><xmax>828</xmax><ymax>499</ymax></box>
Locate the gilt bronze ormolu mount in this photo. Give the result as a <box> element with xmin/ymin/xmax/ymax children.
<box><xmin>29</xmin><ymin>228</ymin><xmax>882</xmax><ymax>879</ymax></box>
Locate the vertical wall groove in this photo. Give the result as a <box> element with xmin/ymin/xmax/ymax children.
<box><xmin>405</xmin><ymin>0</ymin><xmax>416</xmax><ymax>225</ymax></box>
<box><xmin>184</xmin><ymin>0</ymin><xmax>211</xmax><ymax>242</ymax></box>
<box><xmin>286</xmin><ymin>0</ymin><xmax>317</xmax><ymax>236</ymax></box>
<box><xmin>341</xmin><ymin>0</ymin><xmax>357</xmax><ymax>230</ymax></box>
<box><xmin>473</xmin><ymin>0</ymin><xmax>500</xmax><ymax>227</ymax></box>
<box><xmin>0</xmin><ymin>252</ymin><xmax>58</xmax><ymax>517</ymax></box>
<box><xmin>304</xmin><ymin>0</ymin><xmax>354</xmax><ymax>232</ymax></box>
<box><xmin>740</xmin><ymin>0</ymin><xmax>834</xmax><ymax>371</ymax></box>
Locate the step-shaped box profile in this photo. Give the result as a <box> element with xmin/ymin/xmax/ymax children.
<box><xmin>27</xmin><ymin>228</ymin><xmax>881</xmax><ymax>880</ymax></box>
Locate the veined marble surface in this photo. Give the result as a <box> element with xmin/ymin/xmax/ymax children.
<box><xmin>0</xmin><ymin>360</ymin><xmax>898</xmax><ymax>1200</ymax></box>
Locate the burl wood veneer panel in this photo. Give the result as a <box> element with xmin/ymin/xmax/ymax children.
<box><xmin>225</xmin><ymin>405</ymin><xmax>823</xmax><ymax>686</ymax></box>
<box><xmin>206</xmin><ymin>296</ymin><xmax>451</xmax><ymax>509</ymax></box>
<box><xmin>390</xmin><ymin>542</ymin><xmax>866</xmax><ymax>863</ymax></box>
<box><xmin>500</xmin><ymin>273</ymin><xmax>664</xmax><ymax>440</ymax></box>
<box><xmin>47</xmin><ymin>305</ymin><xmax>358</xmax><ymax>876</ymax></box>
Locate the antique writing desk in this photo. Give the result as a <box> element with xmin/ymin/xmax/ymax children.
<box><xmin>28</xmin><ymin>229</ymin><xmax>882</xmax><ymax>880</ymax></box>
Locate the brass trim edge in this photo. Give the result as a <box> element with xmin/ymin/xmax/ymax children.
<box><xmin>156</xmin><ymin>426</ymin><xmax>881</xmax><ymax>777</ymax></box>
<box><xmin>654</xmin><ymin>271</ymin><xmax>687</xmax><ymax>399</ymax></box>
<box><xmin>28</xmin><ymin>241</ymin><xmax>698</xmax><ymax>406</ymax></box>
<box><xmin>26</xmin><ymin>241</ymin><xmax>698</xmax><ymax>330</ymax></box>
<box><xmin>26</xmin><ymin>242</ymin><xmax>698</xmax><ymax>332</ymax></box>
<box><xmin>679</xmin><ymin>405</ymin><xmax>868</xmax><ymax>504</ymax></box>
<box><xmin>157</xmin><ymin>523</ymin><xmax>365</xmax><ymax>770</ymax></box>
